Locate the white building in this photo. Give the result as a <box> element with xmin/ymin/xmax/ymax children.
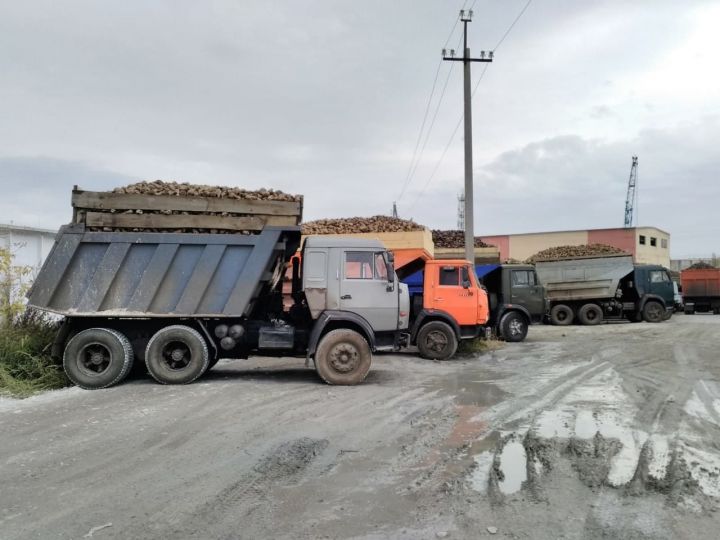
<box><xmin>0</xmin><ymin>223</ymin><xmax>57</xmax><ymax>279</ymax></box>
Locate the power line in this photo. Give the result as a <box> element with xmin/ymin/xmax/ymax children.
<box><xmin>397</xmin><ymin>1</ymin><xmax>468</xmax><ymax>203</ymax></box>
<box><xmin>409</xmin><ymin>0</ymin><xmax>533</xmax><ymax>210</ymax></box>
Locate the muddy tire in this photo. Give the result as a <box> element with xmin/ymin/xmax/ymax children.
<box><xmin>642</xmin><ymin>301</ymin><xmax>664</xmax><ymax>323</ymax></box>
<box><xmin>550</xmin><ymin>304</ymin><xmax>574</xmax><ymax>326</ymax></box>
<box><xmin>578</xmin><ymin>303</ymin><xmax>603</xmax><ymax>326</ymax></box>
<box><xmin>63</xmin><ymin>328</ymin><xmax>134</xmax><ymax>390</ymax></box>
<box><xmin>145</xmin><ymin>325</ymin><xmax>209</xmax><ymax>385</ymax></box>
<box><xmin>315</xmin><ymin>329</ymin><xmax>372</xmax><ymax>385</ymax></box>
<box><xmin>417</xmin><ymin>321</ymin><xmax>458</xmax><ymax>360</ymax></box>
<box><xmin>499</xmin><ymin>311</ymin><xmax>528</xmax><ymax>342</ymax></box>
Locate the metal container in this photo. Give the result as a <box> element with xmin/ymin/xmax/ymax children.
<box><xmin>534</xmin><ymin>254</ymin><xmax>634</xmax><ymax>302</ymax></box>
<box><xmin>27</xmin><ymin>224</ymin><xmax>300</xmax><ymax>318</ymax></box>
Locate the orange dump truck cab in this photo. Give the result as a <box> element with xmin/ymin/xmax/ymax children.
<box><xmin>403</xmin><ymin>259</ymin><xmax>490</xmax><ymax>360</ymax></box>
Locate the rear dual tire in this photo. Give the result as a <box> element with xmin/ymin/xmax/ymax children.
<box><xmin>145</xmin><ymin>325</ymin><xmax>210</xmax><ymax>385</ymax></box>
<box><xmin>550</xmin><ymin>304</ymin><xmax>574</xmax><ymax>326</ymax></box>
<box><xmin>63</xmin><ymin>328</ymin><xmax>134</xmax><ymax>390</ymax></box>
<box><xmin>578</xmin><ymin>303</ymin><xmax>603</xmax><ymax>326</ymax></box>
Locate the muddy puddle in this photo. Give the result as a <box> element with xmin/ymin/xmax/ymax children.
<box><xmin>422</xmin><ymin>372</ymin><xmax>509</xmax><ymax>408</ymax></box>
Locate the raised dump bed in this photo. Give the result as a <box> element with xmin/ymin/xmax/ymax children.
<box><xmin>27</xmin><ymin>224</ymin><xmax>301</xmax><ymax>317</ymax></box>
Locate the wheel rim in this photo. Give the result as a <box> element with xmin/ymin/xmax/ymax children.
<box><xmin>328</xmin><ymin>342</ymin><xmax>360</xmax><ymax>373</ymax></box>
<box><xmin>587</xmin><ymin>309</ymin><xmax>598</xmax><ymax>321</ymax></box>
<box><xmin>557</xmin><ymin>310</ymin><xmax>568</xmax><ymax>322</ymax></box>
<box><xmin>425</xmin><ymin>330</ymin><xmax>449</xmax><ymax>353</ymax></box>
<box><xmin>647</xmin><ymin>303</ymin><xmax>662</xmax><ymax>321</ymax></box>
<box><xmin>79</xmin><ymin>342</ymin><xmax>112</xmax><ymax>375</ymax></box>
<box><xmin>509</xmin><ymin>319</ymin><xmax>523</xmax><ymax>336</ymax></box>
<box><xmin>161</xmin><ymin>340</ymin><xmax>192</xmax><ymax>370</ymax></box>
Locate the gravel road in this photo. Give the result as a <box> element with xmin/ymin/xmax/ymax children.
<box><xmin>2</xmin><ymin>315</ymin><xmax>719</xmax><ymax>539</ymax></box>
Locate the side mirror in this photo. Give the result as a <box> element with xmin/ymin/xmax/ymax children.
<box><xmin>387</xmin><ymin>263</ymin><xmax>395</xmax><ymax>283</ymax></box>
<box><xmin>462</xmin><ymin>280</ymin><xmax>471</xmax><ymax>289</ymax></box>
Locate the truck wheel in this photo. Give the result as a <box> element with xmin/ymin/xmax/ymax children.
<box><xmin>145</xmin><ymin>325</ymin><xmax>209</xmax><ymax>385</ymax></box>
<box><xmin>63</xmin><ymin>328</ymin><xmax>134</xmax><ymax>390</ymax></box>
<box><xmin>499</xmin><ymin>312</ymin><xmax>528</xmax><ymax>342</ymax></box>
<box><xmin>550</xmin><ymin>304</ymin><xmax>574</xmax><ymax>326</ymax></box>
<box><xmin>642</xmin><ymin>301</ymin><xmax>664</xmax><ymax>323</ymax></box>
<box><xmin>417</xmin><ymin>321</ymin><xmax>458</xmax><ymax>360</ymax></box>
<box><xmin>578</xmin><ymin>303</ymin><xmax>603</xmax><ymax>326</ymax></box>
<box><xmin>315</xmin><ymin>329</ymin><xmax>372</xmax><ymax>385</ymax></box>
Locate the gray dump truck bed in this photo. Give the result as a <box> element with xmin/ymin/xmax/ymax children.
<box><xmin>27</xmin><ymin>224</ymin><xmax>301</xmax><ymax>317</ymax></box>
<box><xmin>534</xmin><ymin>254</ymin><xmax>634</xmax><ymax>302</ymax></box>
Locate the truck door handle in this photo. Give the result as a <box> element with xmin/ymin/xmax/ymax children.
<box><xmin>341</xmin><ymin>294</ymin><xmax>352</xmax><ymax>300</ymax></box>
<box><xmin>435</xmin><ymin>297</ymin><xmax>444</xmax><ymax>301</ymax></box>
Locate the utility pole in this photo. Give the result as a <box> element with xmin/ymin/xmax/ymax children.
<box><xmin>457</xmin><ymin>190</ymin><xmax>465</xmax><ymax>229</ymax></box>
<box><xmin>443</xmin><ymin>10</ymin><xmax>493</xmax><ymax>263</ymax></box>
<box><xmin>392</xmin><ymin>201</ymin><xmax>398</xmax><ymax>218</ymax></box>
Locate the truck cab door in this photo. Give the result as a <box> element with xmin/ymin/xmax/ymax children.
<box><xmin>430</xmin><ymin>264</ymin><xmax>477</xmax><ymax>325</ymax></box>
<box><xmin>509</xmin><ymin>269</ymin><xmax>545</xmax><ymax>319</ymax></box>
<box><xmin>648</xmin><ymin>269</ymin><xmax>674</xmax><ymax>306</ymax></box>
<box><xmin>339</xmin><ymin>250</ymin><xmax>398</xmax><ymax>331</ymax></box>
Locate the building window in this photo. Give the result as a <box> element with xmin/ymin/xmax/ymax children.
<box><xmin>650</xmin><ymin>237</ymin><xmax>657</xmax><ymax>247</ymax></box>
<box><xmin>639</xmin><ymin>235</ymin><xmax>646</xmax><ymax>245</ymax></box>
<box><xmin>661</xmin><ymin>238</ymin><xmax>668</xmax><ymax>249</ymax></box>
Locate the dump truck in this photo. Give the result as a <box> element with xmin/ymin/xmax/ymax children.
<box><xmin>534</xmin><ymin>254</ymin><xmax>674</xmax><ymax>325</ymax></box>
<box><xmin>27</xmin><ymin>187</ymin><xmax>494</xmax><ymax>390</ymax></box>
<box><xmin>681</xmin><ymin>267</ymin><xmax>720</xmax><ymax>314</ymax></box>
<box><xmin>476</xmin><ymin>263</ymin><xmax>546</xmax><ymax>340</ymax></box>
<box><xmin>399</xmin><ymin>261</ymin><xmax>534</xmax><ymax>343</ymax></box>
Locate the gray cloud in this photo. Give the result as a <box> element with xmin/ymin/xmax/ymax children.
<box><xmin>0</xmin><ymin>0</ymin><xmax>717</xmax><ymax>259</ymax></box>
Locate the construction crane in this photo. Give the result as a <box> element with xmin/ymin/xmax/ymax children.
<box><xmin>623</xmin><ymin>156</ymin><xmax>638</xmax><ymax>228</ymax></box>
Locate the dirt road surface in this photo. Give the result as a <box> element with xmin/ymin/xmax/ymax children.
<box><xmin>2</xmin><ymin>315</ymin><xmax>719</xmax><ymax>539</ymax></box>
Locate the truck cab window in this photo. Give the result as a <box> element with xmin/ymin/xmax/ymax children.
<box><xmin>439</xmin><ymin>266</ymin><xmax>459</xmax><ymax>286</ymax></box>
<box><xmin>650</xmin><ymin>270</ymin><xmax>668</xmax><ymax>283</ymax></box>
<box><xmin>512</xmin><ymin>270</ymin><xmax>534</xmax><ymax>287</ymax></box>
<box><xmin>461</xmin><ymin>266</ymin><xmax>471</xmax><ymax>287</ymax></box>
<box><xmin>374</xmin><ymin>252</ymin><xmax>388</xmax><ymax>280</ymax></box>
<box><xmin>345</xmin><ymin>251</ymin><xmax>374</xmax><ymax>279</ymax></box>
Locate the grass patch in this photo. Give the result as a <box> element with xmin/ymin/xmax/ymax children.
<box><xmin>0</xmin><ymin>310</ymin><xmax>68</xmax><ymax>398</ymax></box>
<box><xmin>457</xmin><ymin>337</ymin><xmax>505</xmax><ymax>356</ymax></box>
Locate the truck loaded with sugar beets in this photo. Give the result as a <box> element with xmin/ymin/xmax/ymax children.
<box><xmin>27</xmin><ymin>184</ymin><xmax>499</xmax><ymax>390</ymax></box>
<box><xmin>534</xmin><ymin>254</ymin><xmax>674</xmax><ymax>325</ymax></box>
<box><xmin>681</xmin><ymin>265</ymin><xmax>720</xmax><ymax>314</ymax></box>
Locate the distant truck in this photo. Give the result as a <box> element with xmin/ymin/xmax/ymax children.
<box><xmin>534</xmin><ymin>254</ymin><xmax>674</xmax><ymax>325</ymax></box>
<box><xmin>681</xmin><ymin>267</ymin><xmax>720</xmax><ymax>314</ymax></box>
<box><xmin>401</xmin><ymin>262</ymin><xmax>543</xmax><ymax>342</ymax></box>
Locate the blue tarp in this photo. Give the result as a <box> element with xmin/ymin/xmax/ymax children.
<box><xmin>401</xmin><ymin>264</ymin><xmax>501</xmax><ymax>295</ymax></box>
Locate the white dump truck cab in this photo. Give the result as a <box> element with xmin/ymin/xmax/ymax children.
<box><xmin>301</xmin><ymin>237</ymin><xmax>410</xmax><ymax>383</ymax></box>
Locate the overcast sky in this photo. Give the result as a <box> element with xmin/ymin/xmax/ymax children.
<box><xmin>1</xmin><ymin>0</ymin><xmax>718</xmax><ymax>258</ymax></box>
